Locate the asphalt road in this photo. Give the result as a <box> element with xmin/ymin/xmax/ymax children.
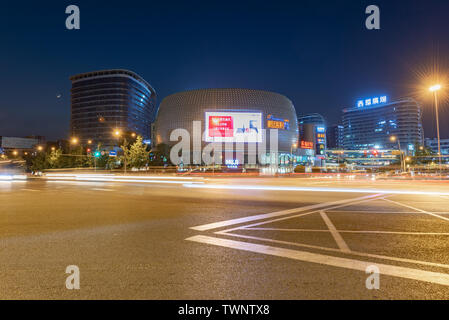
<box><xmin>1</xmin><ymin>175</ymin><xmax>449</xmax><ymax>299</ymax></box>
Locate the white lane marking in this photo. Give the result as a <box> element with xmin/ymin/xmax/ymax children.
<box><xmin>320</xmin><ymin>210</ymin><xmax>351</xmax><ymax>253</ymax></box>
<box><xmin>186</xmin><ymin>235</ymin><xmax>449</xmax><ymax>286</ymax></box>
<box><xmin>213</xmin><ymin>231</ymin><xmax>449</xmax><ymax>270</ymax></box>
<box><xmin>325</xmin><ymin>211</ymin><xmax>420</xmax><ymax>214</ymax></box>
<box><xmin>245</xmin><ymin>228</ymin><xmax>330</xmax><ymax>232</ymax></box>
<box><xmin>183</xmin><ymin>183</ymin><xmax>449</xmax><ymax>196</ymax></box>
<box><xmin>91</xmin><ymin>188</ymin><xmax>114</xmax><ymax>192</ymax></box>
<box><xmin>190</xmin><ymin>194</ymin><xmax>381</xmax><ymax>231</ymax></box>
<box><xmin>384</xmin><ymin>198</ymin><xmax>449</xmax><ymax>223</ymax></box>
<box><xmin>220</xmin><ymin>195</ymin><xmax>384</xmax><ymax>233</ymax></box>
<box><xmin>243</xmin><ymin>227</ymin><xmax>449</xmax><ymax>236</ymax></box>
<box><xmin>20</xmin><ymin>188</ymin><xmax>39</xmax><ymax>192</ymax></box>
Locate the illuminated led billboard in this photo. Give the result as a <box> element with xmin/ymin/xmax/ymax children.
<box><xmin>205</xmin><ymin>111</ymin><xmax>263</xmax><ymax>143</ymax></box>
<box><xmin>267</xmin><ymin>115</ymin><xmax>290</xmax><ymax>130</ymax></box>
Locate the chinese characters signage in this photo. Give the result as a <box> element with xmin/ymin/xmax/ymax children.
<box><xmin>300</xmin><ymin>141</ymin><xmax>314</xmax><ymax>149</ymax></box>
<box><xmin>357</xmin><ymin>96</ymin><xmax>387</xmax><ymax>108</ymax></box>
<box><xmin>267</xmin><ymin>115</ymin><xmax>290</xmax><ymax>130</ymax></box>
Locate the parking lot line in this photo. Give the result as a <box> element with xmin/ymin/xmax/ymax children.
<box><xmin>320</xmin><ymin>210</ymin><xmax>351</xmax><ymax>253</ymax></box>
<box><xmin>186</xmin><ymin>235</ymin><xmax>449</xmax><ymax>286</ymax></box>
<box><xmin>383</xmin><ymin>198</ymin><xmax>449</xmax><ymax>223</ymax></box>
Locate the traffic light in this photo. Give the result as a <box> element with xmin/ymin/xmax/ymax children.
<box><xmin>94</xmin><ymin>151</ymin><xmax>101</xmax><ymax>158</ymax></box>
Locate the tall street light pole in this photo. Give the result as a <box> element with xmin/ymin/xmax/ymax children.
<box><xmin>390</xmin><ymin>136</ymin><xmax>403</xmax><ymax>172</ymax></box>
<box><xmin>429</xmin><ymin>84</ymin><xmax>442</xmax><ymax>176</ymax></box>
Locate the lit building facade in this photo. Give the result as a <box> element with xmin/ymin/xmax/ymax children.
<box><xmin>154</xmin><ymin>88</ymin><xmax>299</xmax><ymax>168</ymax></box>
<box><xmin>342</xmin><ymin>97</ymin><xmax>423</xmax><ymax>153</ymax></box>
<box><xmin>70</xmin><ymin>69</ymin><xmax>157</xmax><ymax>147</ymax></box>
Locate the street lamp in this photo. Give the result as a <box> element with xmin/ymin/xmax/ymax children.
<box><xmin>71</xmin><ymin>137</ymin><xmax>78</xmax><ymax>145</ymax></box>
<box><xmin>429</xmin><ymin>84</ymin><xmax>442</xmax><ymax>175</ymax></box>
<box><xmin>87</xmin><ymin>140</ymin><xmax>92</xmax><ymax>145</ymax></box>
<box><xmin>37</xmin><ymin>146</ymin><xmax>43</xmax><ymax>151</ymax></box>
<box><xmin>290</xmin><ymin>143</ymin><xmax>297</xmax><ymax>172</ymax></box>
<box><xmin>390</xmin><ymin>136</ymin><xmax>404</xmax><ymax>172</ymax></box>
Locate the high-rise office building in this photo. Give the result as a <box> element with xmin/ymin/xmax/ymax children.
<box><xmin>70</xmin><ymin>69</ymin><xmax>157</xmax><ymax>148</ymax></box>
<box><xmin>342</xmin><ymin>96</ymin><xmax>423</xmax><ymax>152</ymax></box>
<box><xmin>327</xmin><ymin>125</ymin><xmax>344</xmax><ymax>149</ymax></box>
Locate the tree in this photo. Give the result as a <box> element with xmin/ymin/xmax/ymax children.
<box><xmin>122</xmin><ymin>136</ymin><xmax>150</xmax><ymax>169</ymax></box>
<box><xmin>30</xmin><ymin>152</ymin><xmax>48</xmax><ymax>172</ymax></box>
<box><xmin>47</xmin><ymin>149</ymin><xmax>63</xmax><ymax>168</ymax></box>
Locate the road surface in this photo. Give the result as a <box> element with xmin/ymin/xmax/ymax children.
<box><xmin>1</xmin><ymin>175</ymin><xmax>449</xmax><ymax>299</ymax></box>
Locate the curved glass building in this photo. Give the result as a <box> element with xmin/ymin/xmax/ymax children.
<box><xmin>155</xmin><ymin>88</ymin><xmax>298</xmax><ymax>166</ymax></box>
<box><xmin>342</xmin><ymin>97</ymin><xmax>423</xmax><ymax>151</ymax></box>
<box><xmin>70</xmin><ymin>69</ymin><xmax>157</xmax><ymax>147</ymax></box>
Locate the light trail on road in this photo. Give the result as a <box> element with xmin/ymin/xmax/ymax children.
<box><xmin>183</xmin><ymin>183</ymin><xmax>449</xmax><ymax>196</ymax></box>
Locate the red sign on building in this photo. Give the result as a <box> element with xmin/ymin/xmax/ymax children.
<box><xmin>208</xmin><ymin>116</ymin><xmax>234</xmax><ymax>138</ymax></box>
<box><xmin>300</xmin><ymin>140</ymin><xmax>314</xmax><ymax>149</ymax></box>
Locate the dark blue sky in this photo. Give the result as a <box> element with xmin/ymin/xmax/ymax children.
<box><xmin>1</xmin><ymin>0</ymin><xmax>448</xmax><ymax>140</ymax></box>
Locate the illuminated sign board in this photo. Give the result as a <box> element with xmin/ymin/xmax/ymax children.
<box><xmin>300</xmin><ymin>141</ymin><xmax>314</xmax><ymax>149</ymax></box>
<box><xmin>357</xmin><ymin>96</ymin><xmax>387</xmax><ymax>108</ymax></box>
<box><xmin>316</xmin><ymin>126</ymin><xmax>326</xmax><ymax>133</ymax></box>
<box><xmin>205</xmin><ymin>111</ymin><xmax>263</xmax><ymax>143</ymax></box>
<box><xmin>267</xmin><ymin>115</ymin><xmax>290</xmax><ymax>130</ymax></box>
<box><xmin>225</xmin><ymin>159</ymin><xmax>239</xmax><ymax>169</ymax></box>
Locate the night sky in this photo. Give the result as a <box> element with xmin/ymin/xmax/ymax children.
<box><xmin>1</xmin><ymin>0</ymin><xmax>448</xmax><ymax>140</ymax></box>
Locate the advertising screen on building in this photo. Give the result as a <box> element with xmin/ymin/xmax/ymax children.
<box><xmin>205</xmin><ymin>111</ymin><xmax>263</xmax><ymax>143</ymax></box>
<box><xmin>300</xmin><ymin>140</ymin><xmax>314</xmax><ymax>149</ymax></box>
<box><xmin>267</xmin><ymin>115</ymin><xmax>290</xmax><ymax>130</ymax></box>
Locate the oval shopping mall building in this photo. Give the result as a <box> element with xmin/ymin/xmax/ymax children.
<box><xmin>154</xmin><ymin>88</ymin><xmax>299</xmax><ymax>166</ymax></box>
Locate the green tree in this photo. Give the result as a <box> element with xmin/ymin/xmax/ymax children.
<box><xmin>47</xmin><ymin>149</ymin><xmax>63</xmax><ymax>168</ymax></box>
<box><xmin>30</xmin><ymin>152</ymin><xmax>48</xmax><ymax>172</ymax></box>
<box><xmin>122</xmin><ymin>136</ymin><xmax>150</xmax><ymax>169</ymax></box>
